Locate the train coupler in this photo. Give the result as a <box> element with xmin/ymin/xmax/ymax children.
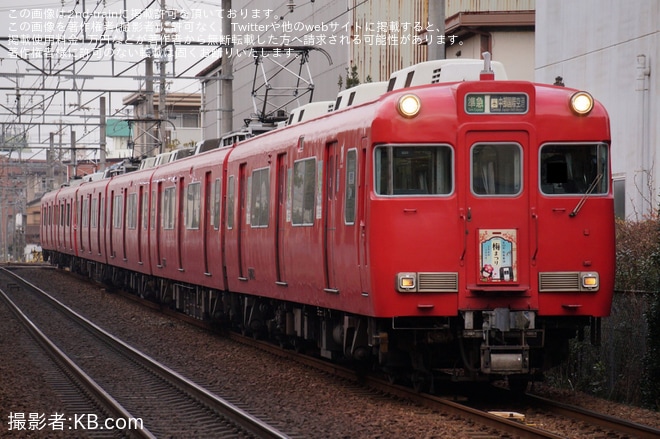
<box><xmin>481</xmin><ymin>345</ymin><xmax>530</xmax><ymax>374</ymax></box>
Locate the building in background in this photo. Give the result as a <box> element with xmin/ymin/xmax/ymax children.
<box><xmin>535</xmin><ymin>0</ymin><xmax>659</xmax><ymax>219</ymax></box>
<box><xmin>122</xmin><ymin>92</ymin><xmax>202</xmax><ymax>158</ymax></box>
<box><xmin>197</xmin><ymin>0</ymin><xmax>536</xmax><ymax>140</ymax></box>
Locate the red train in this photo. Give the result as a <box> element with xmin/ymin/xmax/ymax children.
<box><xmin>41</xmin><ymin>57</ymin><xmax>614</xmax><ymax>390</ymax></box>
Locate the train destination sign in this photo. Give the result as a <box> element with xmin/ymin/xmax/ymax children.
<box><xmin>465</xmin><ymin>93</ymin><xmax>528</xmax><ymax>114</ymax></box>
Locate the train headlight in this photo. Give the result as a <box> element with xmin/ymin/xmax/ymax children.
<box><xmin>570</xmin><ymin>91</ymin><xmax>594</xmax><ymax>115</ymax></box>
<box><xmin>581</xmin><ymin>272</ymin><xmax>599</xmax><ymax>290</ymax></box>
<box><xmin>397</xmin><ymin>273</ymin><xmax>417</xmax><ymax>292</ymax></box>
<box><xmin>397</xmin><ymin>94</ymin><xmax>421</xmax><ymax>118</ymax></box>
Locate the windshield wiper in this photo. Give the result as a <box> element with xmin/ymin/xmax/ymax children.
<box><xmin>569</xmin><ymin>173</ymin><xmax>603</xmax><ymax>217</ymax></box>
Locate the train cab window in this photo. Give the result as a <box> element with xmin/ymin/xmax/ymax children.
<box><xmin>185</xmin><ymin>182</ymin><xmax>201</xmax><ymax>230</ymax></box>
<box><xmin>374</xmin><ymin>145</ymin><xmax>453</xmax><ymax>196</ymax></box>
<box><xmin>540</xmin><ymin>143</ymin><xmax>608</xmax><ymax>195</ymax></box>
<box><xmin>250</xmin><ymin>168</ymin><xmax>270</xmax><ymax>228</ymax></box>
<box><xmin>471</xmin><ymin>143</ymin><xmax>522</xmax><ymax>196</ymax></box>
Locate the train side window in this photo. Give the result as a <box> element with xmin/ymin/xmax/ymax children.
<box><xmin>212</xmin><ymin>178</ymin><xmax>221</xmax><ymax>230</ymax></box>
<box><xmin>540</xmin><ymin>143</ymin><xmax>608</xmax><ymax>195</ymax></box>
<box><xmin>142</xmin><ymin>191</ymin><xmax>149</xmax><ymax>230</ymax></box>
<box><xmin>127</xmin><ymin>193</ymin><xmax>138</xmax><ymax>229</ymax></box>
<box><xmin>113</xmin><ymin>194</ymin><xmax>123</xmax><ymax>229</ymax></box>
<box><xmin>292</xmin><ymin>157</ymin><xmax>316</xmax><ymax>226</ymax></box>
<box><xmin>185</xmin><ymin>182</ymin><xmax>201</xmax><ymax>230</ymax></box>
<box><xmin>374</xmin><ymin>145</ymin><xmax>453</xmax><ymax>196</ymax></box>
<box><xmin>471</xmin><ymin>143</ymin><xmax>522</xmax><ymax>196</ymax></box>
<box><xmin>250</xmin><ymin>168</ymin><xmax>270</xmax><ymax>228</ymax></box>
<box><xmin>150</xmin><ymin>190</ymin><xmax>156</xmax><ymax>230</ymax></box>
<box><xmin>91</xmin><ymin>198</ymin><xmax>98</xmax><ymax>228</ymax></box>
<box><xmin>163</xmin><ymin>187</ymin><xmax>176</xmax><ymax>230</ymax></box>
<box><xmin>345</xmin><ymin>149</ymin><xmax>357</xmax><ymax>224</ymax></box>
<box><xmin>227</xmin><ymin>176</ymin><xmax>235</xmax><ymax>230</ymax></box>
<box><xmin>82</xmin><ymin>197</ymin><xmax>89</xmax><ymax>228</ymax></box>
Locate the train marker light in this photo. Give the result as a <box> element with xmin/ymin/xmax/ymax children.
<box><xmin>397</xmin><ymin>273</ymin><xmax>417</xmax><ymax>292</ymax></box>
<box><xmin>397</xmin><ymin>94</ymin><xmax>421</xmax><ymax>118</ymax></box>
<box><xmin>581</xmin><ymin>272</ymin><xmax>599</xmax><ymax>290</ymax></box>
<box><xmin>570</xmin><ymin>91</ymin><xmax>594</xmax><ymax>115</ymax></box>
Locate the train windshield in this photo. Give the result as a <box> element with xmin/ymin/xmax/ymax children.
<box><xmin>374</xmin><ymin>145</ymin><xmax>453</xmax><ymax>196</ymax></box>
<box><xmin>471</xmin><ymin>143</ymin><xmax>522</xmax><ymax>196</ymax></box>
<box><xmin>540</xmin><ymin>143</ymin><xmax>608</xmax><ymax>195</ymax></box>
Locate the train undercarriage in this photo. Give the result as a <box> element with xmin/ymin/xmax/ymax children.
<box><xmin>48</xmin><ymin>251</ymin><xmax>596</xmax><ymax>393</ymax></box>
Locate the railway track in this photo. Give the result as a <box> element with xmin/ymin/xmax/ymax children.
<box><xmin>0</xmin><ymin>267</ymin><xmax>291</xmax><ymax>438</ymax></box>
<box><xmin>6</xmin><ymin>264</ymin><xmax>660</xmax><ymax>438</ymax></box>
<box><xmin>240</xmin><ymin>333</ymin><xmax>660</xmax><ymax>439</ymax></box>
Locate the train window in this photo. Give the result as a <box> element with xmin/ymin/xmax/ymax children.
<box><xmin>127</xmin><ymin>193</ymin><xmax>138</xmax><ymax>229</ymax></box>
<box><xmin>91</xmin><ymin>198</ymin><xmax>98</xmax><ymax>228</ymax></box>
<box><xmin>374</xmin><ymin>145</ymin><xmax>453</xmax><ymax>196</ymax></box>
<box><xmin>163</xmin><ymin>187</ymin><xmax>176</xmax><ymax>230</ymax></box>
<box><xmin>540</xmin><ymin>143</ymin><xmax>608</xmax><ymax>195</ymax></box>
<box><xmin>186</xmin><ymin>182</ymin><xmax>201</xmax><ymax>230</ymax></box>
<box><xmin>227</xmin><ymin>176</ymin><xmax>235</xmax><ymax>229</ymax></box>
<box><xmin>250</xmin><ymin>168</ymin><xmax>270</xmax><ymax>228</ymax></box>
<box><xmin>211</xmin><ymin>178</ymin><xmax>221</xmax><ymax>230</ymax></box>
<box><xmin>151</xmin><ymin>190</ymin><xmax>156</xmax><ymax>230</ymax></box>
<box><xmin>82</xmin><ymin>198</ymin><xmax>89</xmax><ymax>228</ymax></box>
<box><xmin>292</xmin><ymin>158</ymin><xmax>316</xmax><ymax>226</ymax></box>
<box><xmin>345</xmin><ymin>149</ymin><xmax>357</xmax><ymax>224</ymax></box>
<box><xmin>113</xmin><ymin>195</ymin><xmax>123</xmax><ymax>229</ymax></box>
<box><xmin>142</xmin><ymin>191</ymin><xmax>149</xmax><ymax>230</ymax></box>
<box><xmin>471</xmin><ymin>143</ymin><xmax>522</xmax><ymax>196</ymax></box>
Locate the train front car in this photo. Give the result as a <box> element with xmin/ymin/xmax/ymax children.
<box><xmin>368</xmin><ymin>79</ymin><xmax>614</xmax><ymax>388</ymax></box>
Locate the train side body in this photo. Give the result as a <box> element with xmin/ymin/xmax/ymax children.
<box><xmin>224</xmin><ymin>106</ymin><xmax>375</xmax><ymax>313</ymax></box>
<box><xmin>149</xmin><ymin>147</ymin><xmax>231</xmax><ymax>292</ymax></box>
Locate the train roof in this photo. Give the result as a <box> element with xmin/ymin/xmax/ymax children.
<box><xmin>386</xmin><ymin>58</ymin><xmax>507</xmax><ymax>91</ymax></box>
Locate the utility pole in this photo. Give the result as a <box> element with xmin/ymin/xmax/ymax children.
<box><xmin>99</xmin><ymin>96</ymin><xmax>106</xmax><ymax>171</ymax></box>
<box><xmin>428</xmin><ymin>0</ymin><xmax>446</xmax><ymax>61</ymax></box>
<box><xmin>158</xmin><ymin>0</ymin><xmax>168</xmax><ymax>154</ymax></box>
<box><xmin>221</xmin><ymin>0</ymin><xmax>233</xmax><ymax>135</ymax></box>
<box><xmin>145</xmin><ymin>49</ymin><xmax>154</xmax><ymax>157</ymax></box>
<box><xmin>48</xmin><ymin>132</ymin><xmax>54</xmax><ymax>191</ymax></box>
<box><xmin>71</xmin><ymin>130</ymin><xmax>77</xmax><ymax>179</ymax></box>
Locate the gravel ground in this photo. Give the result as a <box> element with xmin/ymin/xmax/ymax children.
<box><xmin>2</xmin><ymin>266</ymin><xmax>659</xmax><ymax>438</ymax></box>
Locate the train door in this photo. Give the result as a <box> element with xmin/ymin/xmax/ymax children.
<box><xmin>275</xmin><ymin>153</ymin><xmax>287</xmax><ymax>285</ymax></box>
<box><xmin>462</xmin><ymin>131</ymin><xmax>530</xmax><ymax>297</ymax></box>
<box><xmin>177</xmin><ymin>177</ymin><xmax>185</xmax><ymax>271</ymax></box>
<box><xmin>358</xmin><ymin>138</ymin><xmax>369</xmax><ymax>293</ymax></box>
<box><xmin>94</xmin><ymin>194</ymin><xmax>101</xmax><ymax>256</ymax></box>
<box><xmin>237</xmin><ymin>163</ymin><xmax>247</xmax><ymax>281</ymax></box>
<box><xmin>121</xmin><ymin>189</ymin><xmax>128</xmax><ymax>261</ymax></box>
<box><xmin>155</xmin><ymin>184</ymin><xmax>163</xmax><ymax>268</ymax></box>
<box><xmin>109</xmin><ymin>191</ymin><xmax>115</xmax><ymax>259</ymax></box>
<box><xmin>203</xmin><ymin>172</ymin><xmax>212</xmax><ymax>275</ymax></box>
<box><xmin>324</xmin><ymin>141</ymin><xmax>339</xmax><ymax>293</ymax></box>
<box><xmin>135</xmin><ymin>185</ymin><xmax>147</xmax><ymax>265</ymax></box>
